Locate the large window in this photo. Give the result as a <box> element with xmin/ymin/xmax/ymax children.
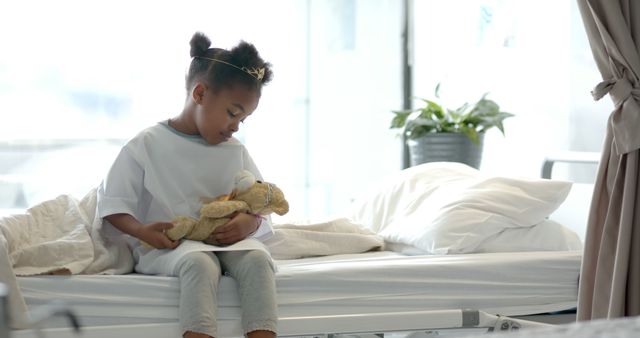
<box><xmin>412</xmin><ymin>0</ymin><xmax>609</xmax><ymax>181</ymax></box>
<box><xmin>0</xmin><ymin>0</ymin><xmax>607</xmax><ymax>221</ymax></box>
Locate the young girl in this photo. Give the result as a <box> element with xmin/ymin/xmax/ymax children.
<box><xmin>97</xmin><ymin>32</ymin><xmax>277</xmax><ymax>338</ymax></box>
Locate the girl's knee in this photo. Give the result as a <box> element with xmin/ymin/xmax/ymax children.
<box><xmin>242</xmin><ymin>249</ymin><xmax>271</xmax><ymax>263</ymax></box>
<box><xmin>175</xmin><ymin>251</ymin><xmax>220</xmax><ymax>276</ymax></box>
<box><xmin>221</xmin><ymin>250</ymin><xmax>274</xmax><ymax>277</ymax></box>
<box><xmin>241</xmin><ymin>250</ymin><xmax>274</xmax><ymax>271</ymax></box>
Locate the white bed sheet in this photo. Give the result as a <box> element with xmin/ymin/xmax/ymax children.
<box><xmin>16</xmin><ymin>250</ymin><xmax>581</xmax><ymax>332</ymax></box>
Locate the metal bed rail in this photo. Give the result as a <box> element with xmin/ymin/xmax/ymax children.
<box><xmin>541</xmin><ymin>151</ymin><xmax>600</xmax><ymax>179</ymax></box>
<box><xmin>8</xmin><ymin>309</ymin><xmax>552</xmax><ymax>338</ymax></box>
<box><xmin>277</xmin><ymin>309</ymin><xmax>552</xmax><ymax>337</ymax></box>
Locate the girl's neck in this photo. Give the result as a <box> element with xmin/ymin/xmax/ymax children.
<box><xmin>169</xmin><ymin>112</ymin><xmax>198</xmax><ymax>135</ymax></box>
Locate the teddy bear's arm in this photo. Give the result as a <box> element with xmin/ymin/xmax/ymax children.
<box><xmin>166</xmin><ymin>215</ymin><xmax>198</xmax><ymax>240</ymax></box>
<box><xmin>200</xmin><ymin>200</ymin><xmax>251</xmax><ymax>218</ymax></box>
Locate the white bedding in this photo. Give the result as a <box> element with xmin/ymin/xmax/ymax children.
<box><xmin>0</xmin><ymin>188</ymin><xmax>133</xmax><ymax>328</ymax></box>
<box><xmin>17</xmin><ymin>250</ymin><xmax>581</xmax><ymax>336</ymax></box>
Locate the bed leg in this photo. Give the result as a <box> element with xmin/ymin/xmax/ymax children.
<box><xmin>1</xmin><ymin>284</ymin><xmax>9</xmax><ymax>338</ymax></box>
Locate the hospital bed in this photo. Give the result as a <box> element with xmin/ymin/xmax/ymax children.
<box><xmin>2</xmin><ymin>158</ymin><xmax>598</xmax><ymax>338</ymax></box>
<box><xmin>9</xmin><ymin>250</ymin><xmax>579</xmax><ymax>337</ymax></box>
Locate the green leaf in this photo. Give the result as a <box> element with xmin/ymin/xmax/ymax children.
<box><xmin>470</xmin><ymin>98</ymin><xmax>499</xmax><ymax>116</ymax></box>
<box><xmin>389</xmin><ymin>110</ymin><xmax>411</xmax><ymax>129</ymax></box>
<box><xmin>390</xmin><ymin>85</ymin><xmax>514</xmax><ymax>143</ymax></box>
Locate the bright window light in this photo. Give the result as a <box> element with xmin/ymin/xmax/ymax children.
<box><xmin>0</xmin><ymin>0</ymin><xmax>608</xmax><ymax>220</ymax></box>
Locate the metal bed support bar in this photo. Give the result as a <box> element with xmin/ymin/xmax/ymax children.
<box><xmin>541</xmin><ymin>151</ymin><xmax>600</xmax><ymax>179</ymax></box>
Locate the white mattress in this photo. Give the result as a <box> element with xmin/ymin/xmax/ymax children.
<box><xmin>17</xmin><ymin>250</ymin><xmax>581</xmax><ymax>332</ymax></box>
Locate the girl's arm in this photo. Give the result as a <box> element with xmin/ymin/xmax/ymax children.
<box><xmin>105</xmin><ymin>213</ymin><xmax>179</xmax><ymax>249</ymax></box>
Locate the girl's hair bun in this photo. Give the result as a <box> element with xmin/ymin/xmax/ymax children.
<box><xmin>190</xmin><ymin>32</ymin><xmax>212</xmax><ymax>58</ymax></box>
<box><xmin>232</xmin><ymin>41</ymin><xmax>260</xmax><ymax>61</ymax></box>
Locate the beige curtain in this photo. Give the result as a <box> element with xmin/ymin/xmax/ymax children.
<box><xmin>576</xmin><ymin>0</ymin><xmax>640</xmax><ymax>320</ymax></box>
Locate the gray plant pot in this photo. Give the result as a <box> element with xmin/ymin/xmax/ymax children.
<box><xmin>407</xmin><ymin>133</ymin><xmax>484</xmax><ymax>169</ymax></box>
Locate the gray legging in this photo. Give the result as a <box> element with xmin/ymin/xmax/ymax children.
<box><xmin>173</xmin><ymin>250</ymin><xmax>277</xmax><ymax>337</ymax></box>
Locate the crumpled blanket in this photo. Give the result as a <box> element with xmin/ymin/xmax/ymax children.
<box><xmin>265</xmin><ymin>218</ymin><xmax>384</xmax><ymax>259</ymax></box>
<box><xmin>0</xmin><ymin>189</ymin><xmax>384</xmax><ymax>328</ymax></box>
<box><xmin>0</xmin><ymin>188</ymin><xmax>133</xmax><ymax>328</ymax></box>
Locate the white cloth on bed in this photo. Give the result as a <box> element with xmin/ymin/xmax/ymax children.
<box><xmin>0</xmin><ymin>188</ymin><xmax>133</xmax><ymax>328</ymax></box>
<box><xmin>265</xmin><ymin>218</ymin><xmax>384</xmax><ymax>259</ymax></box>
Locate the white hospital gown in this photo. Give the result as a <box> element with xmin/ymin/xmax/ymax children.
<box><xmin>97</xmin><ymin>120</ymin><xmax>274</xmax><ymax>275</ymax></box>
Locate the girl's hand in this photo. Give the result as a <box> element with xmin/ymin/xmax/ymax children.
<box><xmin>208</xmin><ymin>212</ymin><xmax>260</xmax><ymax>245</ymax></box>
<box><xmin>137</xmin><ymin>222</ymin><xmax>180</xmax><ymax>249</ymax></box>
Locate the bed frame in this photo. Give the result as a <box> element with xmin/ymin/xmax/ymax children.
<box><xmin>7</xmin><ymin>308</ymin><xmax>553</xmax><ymax>338</ymax></box>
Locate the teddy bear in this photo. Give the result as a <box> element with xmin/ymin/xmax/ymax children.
<box><xmin>165</xmin><ymin>170</ymin><xmax>289</xmax><ymax>245</ymax></box>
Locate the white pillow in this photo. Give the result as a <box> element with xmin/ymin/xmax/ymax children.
<box><xmin>383</xmin><ymin>218</ymin><xmax>582</xmax><ymax>255</ymax></box>
<box><xmin>474</xmin><ymin>219</ymin><xmax>583</xmax><ymax>253</ymax></box>
<box><xmin>348</xmin><ymin>162</ymin><xmax>573</xmax><ymax>254</ymax></box>
<box><xmin>349</xmin><ymin>162</ymin><xmax>480</xmax><ymax>233</ymax></box>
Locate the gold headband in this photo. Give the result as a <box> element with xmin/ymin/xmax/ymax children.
<box><xmin>195</xmin><ymin>56</ymin><xmax>265</xmax><ymax>81</ymax></box>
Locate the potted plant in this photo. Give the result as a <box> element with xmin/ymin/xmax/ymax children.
<box><xmin>390</xmin><ymin>84</ymin><xmax>514</xmax><ymax>169</ymax></box>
